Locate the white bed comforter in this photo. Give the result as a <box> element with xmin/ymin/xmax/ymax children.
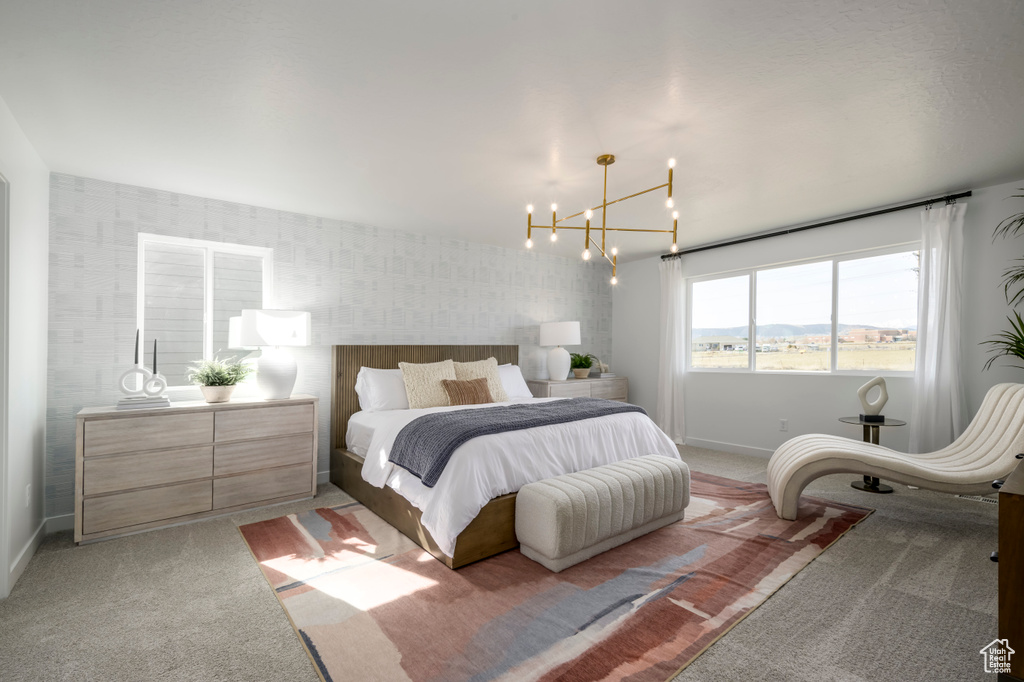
<box><xmin>347</xmin><ymin>397</ymin><xmax>680</xmax><ymax>556</ymax></box>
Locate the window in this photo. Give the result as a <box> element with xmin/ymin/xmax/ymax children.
<box><xmin>755</xmin><ymin>261</ymin><xmax>832</xmax><ymax>371</ymax></box>
<box><xmin>138</xmin><ymin>234</ymin><xmax>273</xmax><ymax>387</ymax></box>
<box><xmin>687</xmin><ymin>246</ymin><xmax>919</xmax><ymax>374</ymax></box>
<box><xmin>690</xmin><ymin>275</ymin><xmax>750</xmax><ymax>369</ymax></box>
<box><xmin>836</xmin><ymin>251</ymin><xmax>919</xmax><ymax>372</ymax></box>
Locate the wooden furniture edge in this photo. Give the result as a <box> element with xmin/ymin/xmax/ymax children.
<box><xmin>77</xmin><ymin>490</ymin><xmax>315</xmax><ymax>543</ymax></box>
<box><xmin>331</xmin><ymin>447</ymin><xmax>518</xmax><ymax>569</ymax></box>
<box><xmin>77</xmin><ymin>394</ymin><xmax>318</xmax><ymax>420</ymax></box>
<box><xmin>999</xmin><ymin>460</ymin><xmax>1024</xmax><ymax>679</ymax></box>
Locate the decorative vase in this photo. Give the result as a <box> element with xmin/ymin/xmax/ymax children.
<box><xmin>572</xmin><ymin>368</ymin><xmax>591</xmax><ymax>379</ymax></box>
<box><xmin>200</xmin><ymin>385</ymin><xmax>236</xmax><ymax>403</ymax></box>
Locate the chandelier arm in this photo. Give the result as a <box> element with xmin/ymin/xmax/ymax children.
<box><xmin>555</xmin><ymin>182</ymin><xmax>671</xmax><ymax>223</ymax></box>
<box><xmin>527</xmin><ymin>225</ymin><xmax>673</xmax><ymax>233</ymax></box>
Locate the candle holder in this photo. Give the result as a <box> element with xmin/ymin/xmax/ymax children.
<box><xmin>116</xmin><ymin>331</ymin><xmax>170</xmax><ymax>410</ymax></box>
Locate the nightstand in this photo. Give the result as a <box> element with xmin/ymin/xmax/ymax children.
<box><xmin>526</xmin><ymin>376</ymin><xmax>628</xmax><ymax>402</ymax></box>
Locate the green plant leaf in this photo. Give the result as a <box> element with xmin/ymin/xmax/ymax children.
<box><xmin>186</xmin><ymin>356</ymin><xmax>255</xmax><ymax>386</ymax></box>
<box><xmin>982</xmin><ymin>311</ymin><xmax>1024</xmax><ymax>371</ymax></box>
<box><xmin>992</xmin><ymin>189</ymin><xmax>1024</xmax><ymax>240</ymax></box>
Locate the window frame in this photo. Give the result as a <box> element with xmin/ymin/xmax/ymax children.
<box><xmin>686</xmin><ymin>242</ymin><xmax>920</xmax><ymax>377</ymax></box>
<box><xmin>136</xmin><ymin>233</ymin><xmax>274</xmax><ymax>389</ymax></box>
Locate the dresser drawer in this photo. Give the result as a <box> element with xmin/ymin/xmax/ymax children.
<box><xmin>82</xmin><ymin>480</ymin><xmax>212</xmax><ymax>534</ymax></box>
<box><xmin>84</xmin><ymin>413</ymin><xmax>214</xmax><ymax>457</ymax></box>
<box><xmin>84</xmin><ymin>446</ymin><xmax>213</xmax><ymax>495</ymax></box>
<box><xmin>548</xmin><ymin>382</ymin><xmax>592</xmax><ymax>398</ymax></box>
<box><xmin>591</xmin><ymin>379</ymin><xmax>628</xmax><ymax>401</ymax></box>
<box><xmin>214</xmin><ymin>433</ymin><xmax>313</xmax><ymax>476</ymax></box>
<box><xmin>214</xmin><ymin>404</ymin><xmax>314</xmax><ymax>442</ymax></box>
<box><xmin>213</xmin><ymin>463</ymin><xmax>312</xmax><ymax>509</ymax></box>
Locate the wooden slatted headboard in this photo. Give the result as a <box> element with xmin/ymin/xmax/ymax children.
<box><xmin>330</xmin><ymin>345</ymin><xmax>520</xmax><ymax>451</ymax></box>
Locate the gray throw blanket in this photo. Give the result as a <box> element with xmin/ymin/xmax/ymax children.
<box><xmin>388</xmin><ymin>398</ymin><xmax>647</xmax><ymax>487</ymax></box>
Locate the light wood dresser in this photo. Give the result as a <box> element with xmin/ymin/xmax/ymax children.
<box><xmin>75</xmin><ymin>395</ymin><xmax>318</xmax><ymax>543</ymax></box>
<box><xmin>526</xmin><ymin>376</ymin><xmax>628</xmax><ymax>402</ymax></box>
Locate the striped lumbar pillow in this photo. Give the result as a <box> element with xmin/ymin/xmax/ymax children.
<box><xmin>441</xmin><ymin>378</ymin><xmax>494</xmax><ymax>406</ymax></box>
<box><xmin>453</xmin><ymin>357</ymin><xmax>509</xmax><ymax>402</ymax></box>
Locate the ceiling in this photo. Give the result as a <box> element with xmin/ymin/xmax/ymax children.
<box><xmin>2</xmin><ymin>1</ymin><xmax>1024</xmax><ymax>262</ymax></box>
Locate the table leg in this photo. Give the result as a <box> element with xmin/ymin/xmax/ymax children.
<box><xmin>851</xmin><ymin>475</ymin><xmax>894</xmax><ymax>494</ymax></box>
<box><xmin>851</xmin><ymin>424</ymin><xmax>893</xmax><ymax>493</ymax></box>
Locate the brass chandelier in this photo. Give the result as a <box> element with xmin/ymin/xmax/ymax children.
<box><xmin>525</xmin><ymin>154</ymin><xmax>679</xmax><ymax>284</ymax></box>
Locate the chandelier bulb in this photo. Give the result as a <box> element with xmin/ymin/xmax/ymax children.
<box><xmin>585</xmin><ymin>209</ymin><xmax>593</xmax><ymax>220</ymax></box>
<box><xmin>550</xmin><ymin>203</ymin><xmax>557</xmax><ymax>212</ymax></box>
<box><xmin>582</xmin><ymin>249</ymin><xmax>591</xmax><ymax>261</ymax></box>
<box><xmin>671</xmin><ymin>243</ymin><xmax>678</xmax><ymax>253</ymax></box>
<box><xmin>672</xmin><ymin>210</ymin><xmax>679</xmax><ymax>219</ymax></box>
<box><xmin>526</xmin><ymin>238</ymin><xmax>533</xmax><ymax>249</ymax></box>
<box><xmin>668</xmin><ymin>158</ymin><xmax>676</xmax><ymax>168</ymax></box>
<box><xmin>611</xmin><ymin>247</ymin><xmax>618</xmax><ymax>256</ymax></box>
<box><xmin>550</xmin><ymin>232</ymin><xmax>558</xmax><ymax>242</ymax></box>
<box><xmin>610</xmin><ymin>276</ymin><xmax>618</xmax><ymax>285</ymax></box>
<box><xmin>666</xmin><ymin>198</ymin><xmax>674</xmax><ymax>208</ymax></box>
<box><xmin>526</xmin><ymin>204</ymin><xmax>533</xmax><ymax>214</ymax></box>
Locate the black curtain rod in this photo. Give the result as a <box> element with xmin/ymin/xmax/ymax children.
<box><xmin>661</xmin><ymin>190</ymin><xmax>973</xmax><ymax>260</ymax></box>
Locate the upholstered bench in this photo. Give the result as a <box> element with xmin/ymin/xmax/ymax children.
<box><xmin>515</xmin><ymin>454</ymin><xmax>690</xmax><ymax>572</ymax></box>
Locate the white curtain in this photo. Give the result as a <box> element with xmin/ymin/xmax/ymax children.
<box><xmin>909</xmin><ymin>203</ymin><xmax>968</xmax><ymax>453</ymax></box>
<box><xmin>657</xmin><ymin>257</ymin><xmax>686</xmax><ymax>442</ymax></box>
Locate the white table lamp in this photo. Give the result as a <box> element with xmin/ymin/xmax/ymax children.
<box><xmin>240</xmin><ymin>309</ymin><xmax>311</xmax><ymax>399</ymax></box>
<box><xmin>540</xmin><ymin>321</ymin><xmax>581</xmax><ymax>381</ymax></box>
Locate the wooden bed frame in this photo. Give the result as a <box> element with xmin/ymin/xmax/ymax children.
<box><xmin>329</xmin><ymin>344</ymin><xmax>521</xmax><ymax>569</ymax></box>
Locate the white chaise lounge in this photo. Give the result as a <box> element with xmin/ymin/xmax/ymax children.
<box><xmin>768</xmin><ymin>383</ymin><xmax>1024</xmax><ymax>520</ymax></box>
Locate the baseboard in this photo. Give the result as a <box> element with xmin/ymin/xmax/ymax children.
<box><xmin>45</xmin><ymin>514</ymin><xmax>74</xmax><ymax>533</ymax></box>
<box><xmin>317</xmin><ymin>469</ymin><xmax>330</xmax><ymax>485</ymax></box>
<box><xmin>684</xmin><ymin>437</ymin><xmax>774</xmax><ymax>459</ymax></box>
<box><xmin>8</xmin><ymin>519</ymin><xmax>45</xmax><ymax>592</ymax></box>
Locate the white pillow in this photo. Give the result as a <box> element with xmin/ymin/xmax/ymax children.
<box><xmin>498</xmin><ymin>364</ymin><xmax>534</xmax><ymax>399</ymax></box>
<box><xmin>354</xmin><ymin>367</ymin><xmax>409</xmax><ymax>411</ymax></box>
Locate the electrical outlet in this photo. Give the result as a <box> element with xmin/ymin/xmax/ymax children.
<box><xmin>779</xmin><ymin>419</ymin><xmax>788</xmax><ymax>432</ymax></box>
<box><xmin>24</xmin><ymin>483</ymin><xmax>31</xmax><ymax>508</ymax></box>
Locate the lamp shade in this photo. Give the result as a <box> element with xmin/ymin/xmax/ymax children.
<box><xmin>239</xmin><ymin>309</ymin><xmax>311</xmax><ymax>347</ymax></box>
<box><xmin>539</xmin><ymin>321</ymin><xmax>581</xmax><ymax>347</ymax></box>
<box><xmin>227</xmin><ymin>316</ymin><xmax>258</xmax><ymax>350</ymax></box>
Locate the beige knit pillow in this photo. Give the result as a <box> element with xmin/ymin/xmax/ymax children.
<box><xmin>400</xmin><ymin>360</ymin><xmax>457</xmax><ymax>409</ymax></box>
<box><xmin>453</xmin><ymin>357</ymin><xmax>509</xmax><ymax>402</ymax></box>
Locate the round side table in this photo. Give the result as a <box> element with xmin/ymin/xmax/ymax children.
<box><xmin>838</xmin><ymin>416</ymin><xmax>907</xmax><ymax>494</ymax></box>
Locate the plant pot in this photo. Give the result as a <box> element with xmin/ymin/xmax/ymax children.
<box><xmin>572</xmin><ymin>368</ymin><xmax>591</xmax><ymax>379</ymax></box>
<box><xmin>200</xmin><ymin>385</ymin><xmax>236</xmax><ymax>403</ymax></box>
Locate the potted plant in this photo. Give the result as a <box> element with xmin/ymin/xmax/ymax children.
<box><xmin>984</xmin><ymin>189</ymin><xmax>1024</xmax><ymax>370</ymax></box>
<box><xmin>570</xmin><ymin>353</ymin><xmax>595</xmax><ymax>379</ymax></box>
<box><xmin>186</xmin><ymin>357</ymin><xmax>255</xmax><ymax>403</ymax></box>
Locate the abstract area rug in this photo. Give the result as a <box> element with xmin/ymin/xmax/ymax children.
<box><xmin>239</xmin><ymin>472</ymin><xmax>871</xmax><ymax>682</ymax></box>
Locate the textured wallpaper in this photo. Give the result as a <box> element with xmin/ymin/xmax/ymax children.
<box><xmin>46</xmin><ymin>173</ymin><xmax>614</xmax><ymax>516</ymax></box>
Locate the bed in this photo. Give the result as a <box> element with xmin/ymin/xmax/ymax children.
<box><xmin>329</xmin><ymin>344</ymin><xmax>680</xmax><ymax>568</ymax></box>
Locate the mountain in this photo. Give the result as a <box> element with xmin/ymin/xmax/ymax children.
<box><xmin>693</xmin><ymin>323</ymin><xmax>914</xmax><ymax>339</ymax></box>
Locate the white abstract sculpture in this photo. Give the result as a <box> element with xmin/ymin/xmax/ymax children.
<box><xmin>857</xmin><ymin>376</ymin><xmax>888</xmax><ymax>422</ymax></box>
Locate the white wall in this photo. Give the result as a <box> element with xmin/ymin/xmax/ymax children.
<box><xmin>614</xmin><ymin>178</ymin><xmax>1024</xmax><ymax>457</ymax></box>
<box><xmin>0</xmin><ymin>95</ymin><xmax>49</xmax><ymax>598</ymax></box>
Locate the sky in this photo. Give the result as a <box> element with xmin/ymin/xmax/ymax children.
<box><xmin>691</xmin><ymin>250</ymin><xmax>919</xmax><ymax>332</ymax></box>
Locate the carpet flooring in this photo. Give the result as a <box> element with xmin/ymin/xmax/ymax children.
<box><xmin>0</xmin><ymin>445</ymin><xmax>999</xmax><ymax>681</ymax></box>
